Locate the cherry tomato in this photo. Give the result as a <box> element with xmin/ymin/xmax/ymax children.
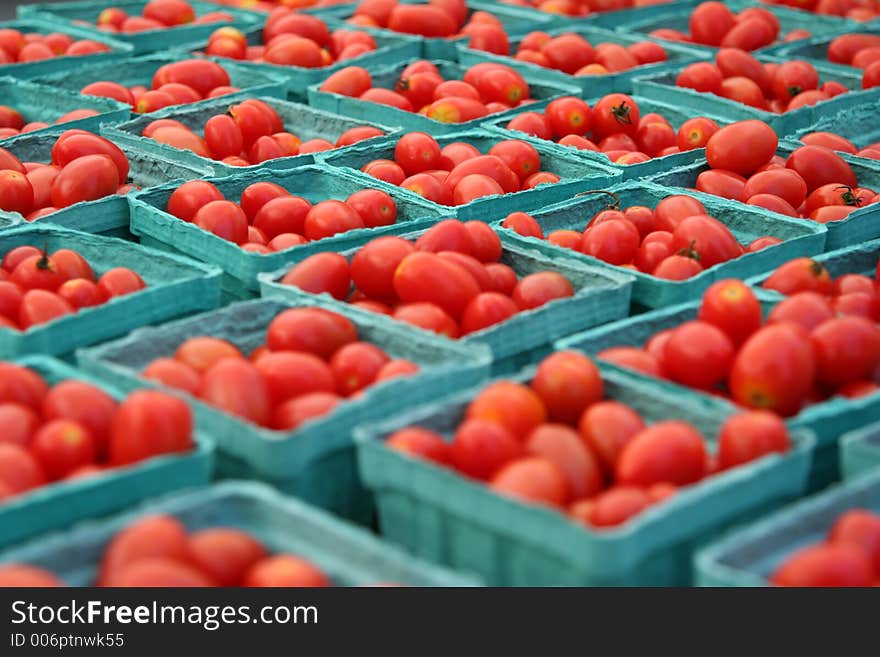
<box><xmin>578</xmin><ymin>400</ymin><xmax>645</xmax><ymax>474</ymax></box>
<box><xmin>511</xmin><ymin>271</ymin><xmax>573</xmax><ymax>310</ymax></box>
<box><xmin>811</xmin><ymin>316</ymin><xmax>880</xmax><ymax>387</ymax></box>
<box><xmin>717</xmin><ymin>411</ymin><xmax>791</xmax><ymax>470</ymax></box>
<box><xmin>142</xmin><ymin>358</ymin><xmax>201</xmax><ymax>395</ymax></box>
<box><xmin>330</xmin><ymin>341</ymin><xmax>390</xmax><ymax>395</ymax></box>
<box><xmin>270</xmin><ymin>392</ymin><xmax>341</xmax><ymax>431</ymax></box>
<box><xmin>763</xmin><ymin>257</ymin><xmax>832</xmax><ymax>295</ymax></box>
<box><xmin>97</xmin><ymin>268</ymin><xmax>146</xmax><ymax>298</ymax></box>
<box><xmin>187</xmin><ymin>528</ymin><xmax>267</xmax><ymax>587</ymax></box>
<box><xmin>771</xmin><ymin>545</ymin><xmax>874</xmax><ymax>587</ymax></box>
<box><xmin>767</xmin><ymin>292</ymin><xmax>834</xmax><ymax>333</ymax></box>
<box><xmin>98</xmin><ymin>515</ymin><xmax>191</xmax><ymax>585</ymax></box>
<box><xmin>43</xmin><ymin>380</ymin><xmax>117</xmax><ymax>454</ymax></box>
<box><xmin>706</xmin><ymin>120</ymin><xmax>778</xmax><ymax>176</ymax></box>
<box><xmin>466</xmin><ymin>381</ymin><xmax>547</xmax><ymax>440</ymax></box>
<box><xmin>392</xmin><ymin>303</ymin><xmax>459</xmax><ymax>338</ymax></box>
<box><xmin>281</xmin><ymin>253</ymin><xmax>350</xmax><ymax>301</ymax></box>
<box><xmin>698</xmin><ymin>279</ymin><xmax>762</xmax><ymax>346</ymax></box>
<box><xmin>616</xmin><ymin>420</ymin><xmax>708</xmax><ymax>486</ymax></box>
<box><xmin>254</xmin><ymin>351</ymin><xmax>334</xmax><ymax>406</ymax></box>
<box><xmin>531</xmin><ymin>351</ymin><xmax>603</xmax><ymax>424</ymax></box>
<box><xmin>266</xmin><ymin>308</ymin><xmax>357</xmax><ymax>359</ymax></box>
<box><xmin>107</xmin><ymin>391</ymin><xmax>194</xmax><ymax>466</ymax></box>
<box><xmin>489</xmin><ymin>457</ymin><xmax>569</xmax><ymax>507</ymax></box>
<box><xmin>591</xmin><ymin>94</ymin><xmax>640</xmax><ymax>140</ymax></box>
<box><xmin>386</xmin><ymin>427</ymin><xmax>451</xmax><ymax>465</ymax></box>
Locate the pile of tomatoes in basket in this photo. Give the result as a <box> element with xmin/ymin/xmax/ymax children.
<box><xmin>0</xmin><ymin>27</ymin><xmax>111</xmax><ymax>64</ymax></box>
<box><xmin>387</xmin><ymin>349</ymin><xmax>792</xmax><ymax>527</ymax></box>
<box><xmin>89</xmin><ymin>0</ymin><xmax>231</xmax><ymax>33</ymax></box>
<box><xmin>0</xmin><ymin>105</ymin><xmax>104</xmax><ymax>140</ymax></box>
<box><xmin>141</xmin><ymin>307</ymin><xmax>420</xmax><ymax>431</ymax></box>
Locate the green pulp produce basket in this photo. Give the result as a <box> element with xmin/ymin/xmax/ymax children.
<box><xmin>260</xmin><ymin>231</ymin><xmax>634</xmax><ymax>375</ymax></box>
<box><xmin>0</xmin><ymin>76</ymin><xmax>130</xmax><ymax>144</ymax></box>
<box><xmin>494</xmin><ymin>180</ymin><xmax>827</xmax><ymax>309</ymax></box>
<box><xmin>307</xmin><ymin>58</ymin><xmax>580</xmax><ymax>137</ymax></box>
<box><xmin>694</xmin><ymin>469</ymin><xmax>880</xmax><ymax>586</ymax></box>
<box><xmin>76</xmin><ymin>298</ymin><xmax>491</xmax><ymax>523</ymax></box>
<box><xmin>0</xmin><ymin>481</ymin><xmax>479</xmax><ymax>586</ymax></box>
<box><xmin>484</xmin><ymin>93</ymin><xmax>728</xmax><ymax>181</ymax></box>
<box><xmin>0</xmin><ymin>355</ymin><xmax>214</xmax><ymax>549</ymax></box>
<box><xmin>105</xmin><ymin>95</ymin><xmax>396</xmax><ymax>177</ymax></box>
<box><xmin>317</xmin><ymin>128</ymin><xmax>624</xmax><ymax>221</ymax></box>
<box><xmin>21</xmin><ymin>0</ymin><xmax>263</xmax><ymax>55</ymax></box>
<box><xmin>555</xmin><ymin>296</ymin><xmax>880</xmax><ymax>490</ymax></box>
<box><xmin>649</xmin><ymin>141</ymin><xmax>880</xmax><ymax>252</ymax></box>
<box><xmin>181</xmin><ymin>23</ymin><xmax>422</xmax><ymax>102</ymax></box>
<box><xmin>0</xmin><ymin>128</ymin><xmax>213</xmax><ymax>236</ymax></box>
<box><xmin>788</xmin><ymin>90</ymin><xmax>880</xmax><ymax>155</ymax></box>
<box><xmin>615</xmin><ymin>0</ymin><xmax>856</xmax><ymax>53</ymax></box>
<box><xmin>840</xmin><ymin>421</ymin><xmax>880</xmax><ymax>482</ymax></box>
<box><xmin>457</xmin><ymin>25</ymin><xmax>709</xmax><ymax>96</ymax></box>
<box><xmin>128</xmin><ymin>164</ymin><xmax>442</xmax><ymax>300</ymax></box>
<box><xmin>307</xmin><ymin>0</ymin><xmax>557</xmax><ymax>61</ymax></box>
<box><xmin>759</xmin><ymin>25</ymin><xmax>878</xmax><ymax>64</ymax></box>
<box><xmin>0</xmin><ymin>18</ymin><xmax>131</xmax><ymax>80</ymax></box>
<box><xmin>632</xmin><ymin>55</ymin><xmax>873</xmax><ymax>138</ymax></box>
<box><xmin>32</xmin><ymin>51</ymin><xmax>286</xmax><ymax>113</ymax></box>
<box><xmin>354</xmin><ymin>365</ymin><xmax>814</xmax><ymax>586</ymax></box>
<box><xmin>0</xmin><ymin>224</ymin><xmax>222</xmax><ymax>359</ymax></box>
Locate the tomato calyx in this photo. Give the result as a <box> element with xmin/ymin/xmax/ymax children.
<box><xmin>574</xmin><ymin>189</ymin><xmax>620</xmax><ymax>210</ymax></box>
<box><xmin>836</xmin><ymin>185</ymin><xmax>862</xmax><ymax>207</ymax></box>
<box><xmin>395</xmin><ymin>78</ymin><xmax>411</xmax><ymax>93</ymax></box>
<box><xmin>677</xmin><ymin>240</ymin><xmax>701</xmax><ymax>262</ymax></box>
<box><xmin>808</xmin><ymin>259</ymin><xmax>828</xmax><ymax>278</ymax></box>
<box><xmin>787</xmin><ymin>85</ymin><xmax>802</xmax><ymax>98</ymax></box>
<box><xmin>611</xmin><ymin>101</ymin><xmax>634</xmax><ymax>126</ymax></box>
<box><xmin>36</xmin><ymin>244</ymin><xmax>53</xmax><ymax>273</ymax></box>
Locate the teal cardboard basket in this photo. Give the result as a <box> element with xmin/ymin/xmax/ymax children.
<box><xmin>0</xmin><ymin>128</ymin><xmax>213</xmax><ymax>236</ymax></box>
<box><xmin>617</xmin><ymin>0</ymin><xmax>856</xmax><ymax>53</ymax></box>
<box><xmin>354</xmin><ymin>365</ymin><xmax>814</xmax><ymax>586</ymax></box>
<box><xmin>0</xmin><ymin>76</ymin><xmax>129</xmax><ymax>145</ymax></box>
<box><xmin>760</xmin><ymin>24</ymin><xmax>877</xmax><ymax>63</ymax></box>
<box><xmin>555</xmin><ymin>297</ymin><xmax>880</xmax><ymax>490</ymax></box>
<box><xmin>649</xmin><ymin>141</ymin><xmax>880</xmax><ymax>252</ymax></box>
<box><xmin>0</xmin><ymin>224</ymin><xmax>222</xmax><ymax>359</ymax></box>
<box><xmin>484</xmin><ymin>93</ymin><xmax>732</xmax><ymax>181</ymax></box>
<box><xmin>457</xmin><ymin>25</ymin><xmax>709</xmax><ymax>96</ymax></box>
<box><xmin>21</xmin><ymin>0</ymin><xmax>263</xmax><ymax>55</ymax></box>
<box><xmin>105</xmin><ymin>95</ymin><xmax>397</xmax><ymax>177</ymax></box>
<box><xmin>259</xmin><ymin>231</ymin><xmax>634</xmax><ymax>375</ymax></box>
<box><xmin>0</xmin><ymin>355</ymin><xmax>213</xmax><ymax>549</ymax></box>
<box><xmin>632</xmin><ymin>56</ymin><xmax>873</xmax><ymax>138</ymax></box>
<box><xmin>0</xmin><ymin>18</ymin><xmax>131</xmax><ymax>80</ymax></box>
<box><xmin>317</xmin><ymin>128</ymin><xmax>624</xmax><ymax>221</ymax></box>
<box><xmin>565</xmin><ymin>0</ymin><xmax>702</xmax><ymax>30</ymax></box>
<box><xmin>128</xmin><ymin>164</ymin><xmax>442</xmax><ymax>299</ymax></box>
<box><xmin>307</xmin><ymin>58</ymin><xmax>580</xmax><ymax>136</ymax></box>
<box><xmin>32</xmin><ymin>51</ymin><xmax>286</xmax><ymax>114</ymax></box>
<box><xmin>694</xmin><ymin>469</ymin><xmax>880</xmax><ymax>586</ymax></box>
<box><xmin>181</xmin><ymin>23</ymin><xmax>422</xmax><ymax>102</ymax></box>
<box><xmin>76</xmin><ymin>298</ymin><xmax>491</xmax><ymax>523</ymax></box>
<box><xmin>840</xmin><ymin>421</ymin><xmax>880</xmax><ymax>482</ymax></box>
<box><xmin>307</xmin><ymin>0</ymin><xmax>558</xmax><ymax>61</ymax></box>
<box><xmin>494</xmin><ymin>180</ymin><xmax>827</xmax><ymax>309</ymax></box>
<box><xmin>0</xmin><ymin>215</ymin><xmax>21</xmax><ymax>231</ymax></box>
<box><xmin>788</xmin><ymin>90</ymin><xmax>880</xmax><ymax>155</ymax></box>
<box><xmin>0</xmin><ymin>481</ymin><xmax>480</xmax><ymax>586</ymax></box>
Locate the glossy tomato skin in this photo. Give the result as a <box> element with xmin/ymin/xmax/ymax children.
<box><xmin>771</xmin><ymin>545</ymin><xmax>874</xmax><ymax>587</ymax></box>
<box><xmin>281</xmin><ymin>253</ymin><xmax>350</xmax><ymax>301</ymax></box>
<box><xmin>591</xmin><ymin>94</ymin><xmax>640</xmax><ymax>140</ymax></box>
<box><xmin>616</xmin><ymin>420</ymin><xmax>708</xmax><ymax>486</ymax></box>
<box><xmin>193</xmin><ymin>200</ymin><xmax>248</xmax><ymax>244</ymax></box>
<box><xmin>386</xmin><ymin>427</ymin><xmax>451</xmax><ymax>465</ymax></box>
<box><xmin>107</xmin><ymin>391</ymin><xmax>193</xmax><ymax>466</ymax></box>
<box><xmin>578</xmin><ymin>400</ymin><xmax>645</xmax><ymax>474</ymax></box>
<box><xmin>767</xmin><ymin>292</ymin><xmax>834</xmax><ymax>333</ymax></box>
<box><xmin>526</xmin><ymin>423</ymin><xmax>603</xmax><ymax>500</ymax></box>
<box><xmin>785</xmin><ymin>145</ymin><xmax>857</xmax><ymax>192</ymax></box>
<box><xmin>51</xmin><ymin>131</ymin><xmax>129</xmax><ymax>181</ymax></box>
<box><xmin>460</xmin><ymin>292</ymin><xmax>517</xmax><ymax>334</ymax></box>
<box><xmin>51</xmin><ymin>155</ymin><xmax>119</xmax><ymax>208</ymax></box>
<box><xmin>244</xmin><ymin>555</ymin><xmax>329</xmax><ymax>587</ymax></box>
<box><xmin>652</xmin><ymin>195</ymin><xmax>706</xmax><ymax>233</ymax></box>
<box><xmin>174</xmin><ymin>337</ymin><xmax>242</xmax><ymax>374</ymax></box>
<box><xmin>717</xmin><ymin>411</ymin><xmax>791</xmax><ymax>470</ymax></box>
<box><xmin>588</xmin><ymin>486</ymin><xmax>652</xmax><ymax>527</ymax></box>
<box><xmin>31</xmin><ymin>419</ymin><xmax>96</xmax><ymax>481</ymax></box>
<box><xmin>393</xmin><ymin>252</ymin><xmax>480</xmax><ymax>319</ymax></box>
<box><xmin>451</xmin><ymin>418</ymin><xmax>523</xmax><ymax>480</ymax></box>
<box><xmin>270</xmin><ymin>392</ymin><xmax>340</xmax><ymax>431</ymax></box>
<box><xmin>670</xmin><ymin>214</ymin><xmax>740</xmax><ymax>268</ymax></box>
<box><xmin>43</xmin><ymin>380</ymin><xmax>117</xmax><ymax>455</ymax></box>
<box><xmin>705</xmin><ymin>120</ymin><xmax>778</xmax><ymax>176</ymax></box>
<box><xmin>763</xmin><ymin>257</ymin><xmax>832</xmax><ymax>295</ymax></box>
<box><xmin>466</xmin><ymin>381</ymin><xmax>547</xmax><ymax>440</ymax></box>
<box><xmin>489</xmin><ymin>457</ymin><xmax>569</xmax><ymax>507</ymax></box>
<box><xmin>698</xmin><ymin>279</ymin><xmax>762</xmax><ymax>346</ymax></box>
<box><xmin>663</xmin><ymin>321</ymin><xmax>735</xmax><ymax>389</ymax></box>
<box><xmin>266</xmin><ymin>308</ymin><xmax>357</xmax><ymax>359</ymax></box>
<box><xmin>828</xmin><ymin>510</ymin><xmax>880</xmax><ymax>574</ymax></box>
<box><xmin>810</xmin><ymin>316</ymin><xmax>880</xmax><ymax>387</ymax></box>
<box><xmin>531</xmin><ymin>351</ymin><xmax>603</xmax><ymax>424</ymax></box>
<box><xmin>511</xmin><ymin>271</ymin><xmax>573</xmax><ymax>310</ymax></box>
<box><xmin>187</xmin><ymin>528</ymin><xmax>267</xmax><ymax>587</ymax></box>
<box><xmin>98</xmin><ymin>268</ymin><xmax>146</xmax><ymax>298</ymax></box>
<box><xmin>0</xmin><ymin>402</ymin><xmax>40</xmax><ymax>448</ymax></box>
<box><xmin>350</xmin><ymin>236</ymin><xmax>414</xmax><ymax>300</ymax></box>
<box><xmin>330</xmin><ymin>341</ymin><xmax>390</xmax><ymax>396</ymax></box>
<box><xmin>254</xmin><ymin>351</ymin><xmax>334</xmax><ymax>406</ymax></box>
<box><xmin>142</xmin><ymin>358</ymin><xmax>201</xmax><ymax>395</ymax></box>
<box><xmin>19</xmin><ymin>290</ymin><xmax>74</xmax><ymax>329</ymax></box>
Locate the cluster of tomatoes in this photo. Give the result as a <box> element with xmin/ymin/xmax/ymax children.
<box><xmin>203</xmin><ymin>12</ymin><xmax>382</xmax><ymax>67</ymax></box>
<box><xmin>697</xmin><ymin>120</ymin><xmax>878</xmax><ymax>223</ymax></box>
<box><xmin>321</xmin><ymin>60</ymin><xmax>533</xmax><ymax>124</ymax></box>
<box><xmin>763</xmin><ymin>256</ymin><xmax>880</xmax><ymax>327</ymax></box>
<box><xmin>355</xmin><ymin>132</ymin><xmax>560</xmax><ymax>206</ymax></box>
<box><xmin>142</xmin><ymin>308</ymin><xmax>419</xmax><ymax>431</ymax></box>
<box><xmin>347</xmin><ymin>0</ymin><xmax>513</xmax><ymax>54</ymax></box>
<box><xmin>0</xmin><ymin>364</ymin><xmax>194</xmax><ymax>501</ymax></box>
<box><xmin>143</xmin><ymin>97</ymin><xmax>382</xmax><ymax>166</ymax></box>
<box><xmin>510</xmin><ymin>30</ymin><xmax>667</xmax><ymax>76</ymax></box>
<box><xmin>89</xmin><ymin>0</ymin><xmax>231</xmax><ymax>33</ymax></box>
<box><xmin>0</xmin><ymin>105</ymin><xmax>104</xmax><ymax>141</ymax></box>
<box><xmin>387</xmin><ymin>349</ymin><xmax>792</xmax><ymax>527</ymax></box>
<box><xmin>80</xmin><ymin>58</ymin><xmax>239</xmax><ymax>114</ymax></box>
<box><xmin>0</xmin><ymin>27</ymin><xmax>111</xmax><ymax>65</ymax></box>
<box><xmin>825</xmin><ymin>32</ymin><xmax>880</xmax><ymax>89</ymax></box>
<box><xmin>507</xmin><ymin>94</ymin><xmax>721</xmax><ymax>164</ymax></box>
<box><xmin>770</xmin><ymin>508</ymin><xmax>880</xmax><ymax>587</ymax></box>
<box><xmin>764</xmin><ymin>0</ymin><xmax>880</xmax><ymax>22</ymax></box>
<box><xmin>496</xmin><ymin>0</ymin><xmax>674</xmax><ymax>19</ymax></box>
<box><xmin>651</xmin><ymin>1</ymin><xmax>807</xmax><ymax>51</ymax></box>
<box><xmin>678</xmin><ymin>50</ymin><xmax>849</xmax><ymax>114</ymax></box>
<box><xmin>0</xmin><ymin>245</ymin><xmax>146</xmax><ymax>330</ymax></box>
<box><xmin>598</xmin><ymin>278</ymin><xmax>880</xmax><ymax>416</ymax></box>
<box><xmin>279</xmin><ymin>219</ymin><xmax>576</xmax><ymax>338</ymax></box>
<box><xmin>166</xmin><ymin>179</ymin><xmax>397</xmax><ymax>250</ymax></box>
<box><xmin>0</xmin><ymin>130</ymin><xmax>134</xmax><ymax>220</ymax></box>
<box><xmin>502</xmin><ymin>193</ymin><xmax>780</xmax><ymax>281</ymax></box>
<box><xmin>797</xmin><ymin>130</ymin><xmax>880</xmax><ymax>162</ymax></box>
<box><xmin>0</xmin><ymin>514</ymin><xmax>333</xmax><ymax>587</ymax></box>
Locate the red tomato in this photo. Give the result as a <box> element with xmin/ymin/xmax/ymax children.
<box><xmin>175</xmin><ymin>337</ymin><xmax>242</xmax><ymax>374</ymax></box>
<box><xmin>97</xmin><ymin>514</ymin><xmax>191</xmax><ymax>585</ymax></box>
<box><xmin>51</xmin><ymin>155</ymin><xmax>119</xmax><ymax>208</ymax></box>
<box><xmin>19</xmin><ymin>290</ymin><xmax>74</xmax><ymax>328</ymax></box>
<box><xmin>689</xmin><ymin>1</ymin><xmax>735</xmax><ymax>46</ymax></box>
<box><xmin>244</xmin><ymin>555</ymin><xmax>329</xmax><ymax>587</ymax></box>
<box><xmin>485</xmin><ymin>263</ymin><xmax>518</xmax><ymax>295</ymax></box>
<box><xmin>97</xmin><ymin>268</ymin><xmax>146</xmax><ymax>298</ymax></box>
<box><xmin>393</xmin><ymin>252</ymin><xmax>480</xmax><ymax>319</ymax></box>
<box><xmin>527</xmin><ymin>423</ymin><xmax>604</xmax><ymax>499</ymax></box>
<box><xmin>772</xmin><ymin>60</ymin><xmax>819</xmax><ymax>102</ymax></box>
<box><xmin>706</xmin><ymin>120</ymin><xmax>778</xmax><ymax>176</ymax></box>
<box><xmin>460</xmin><ymin>292</ymin><xmax>517</xmax><ymax>334</ymax></box>
<box><xmin>581</xmin><ymin>219</ymin><xmax>640</xmax><ymax>265</ymax></box>
<box><xmin>591</xmin><ymin>94</ymin><xmax>640</xmax><ymax>140</ymax></box>
<box><xmin>466</xmin><ymin>381</ymin><xmax>547</xmax><ymax>440</ymax></box>
<box><xmin>742</xmin><ymin>169</ymin><xmax>808</xmax><ymax>208</ymax></box>
<box><xmin>652</xmin><ymin>194</ymin><xmax>706</xmax><ymax>232</ymax></box>
<box><xmin>252</xmin><ymin>196</ymin><xmax>310</xmax><ymax>240</ymax></box>
<box><xmin>393</xmin><ymin>132</ymin><xmax>442</xmax><ymax>176</ymax></box>
<box><xmin>0</xmin><ymin>564</ymin><xmax>62</xmax><ymax>587</ymax></box>
<box><xmin>501</xmin><ymin>211</ymin><xmax>543</xmax><ymax>238</ymax></box>
<box><xmin>51</xmin><ymin>131</ymin><xmax>129</xmax><ymax>181</ymax></box>
<box><xmin>676</xmin><ymin>62</ymin><xmax>723</xmax><ymax>94</ymax></box>
<box><xmin>0</xmin><ymin>443</ymin><xmax>45</xmax><ymax>494</ymax></box>
<box><xmin>0</xmin><ymin>363</ymin><xmax>48</xmax><ymax>411</ymax></box>
<box><xmin>10</xmin><ymin>253</ymin><xmax>67</xmax><ymax>291</ymax></box>
<box><xmin>729</xmin><ymin>323</ymin><xmax>815</xmax><ymax>416</ymax></box>
<box><xmin>696</xmin><ymin>169</ymin><xmax>746</xmax><ymax>200</ymax></box>
<box><xmin>531</xmin><ymin>351</ymin><xmax>603</xmax><ymax>424</ymax></box>
<box><xmin>200</xmin><ymin>358</ymin><xmax>271</xmax><ymax>426</ymax></box>
<box><xmin>142</xmin><ymin>358</ymin><xmax>201</xmax><ymax>395</ymax></box>
<box><xmin>786</xmin><ymin>145</ymin><xmax>857</xmax><ymax>192</ymax></box>
<box><xmin>771</xmin><ymin>545</ymin><xmax>874</xmax><ymax>587</ymax></box>
<box><xmin>166</xmin><ymin>181</ymin><xmax>225</xmax><ymax>223</ymax></box>
<box><xmin>487</xmin><ymin>140</ymin><xmax>541</xmax><ymax>182</ymax></box>
<box><xmin>392</xmin><ymin>302</ymin><xmax>459</xmax><ymax>338</ymax></box>
<box><xmin>763</xmin><ymin>257</ymin><xmax>832</xmax><ymax>295</ymax></box>
<box><xmin>254</xmin><ymin>351</ymin><xmax>335</xmax><ymax>406</ymax></box>
<box><xmin>303</xmin><ymin>200</ymin><xmax>364</xmax><ymax>240</ymax></box>
<box><xmin>270</xmin><ymin>392</ymin><xmax>341</xmax><ymax>431</ymax></box>
<box><xmin>107</xmin><ymin>391</ymin><xmax>194</xmax><ymax>466</ymax></box>
<box><xmin>192</xmin><ymin>200</ymin><xmax>248</xmax><ymax>244</ymax></box>
<box><xmin>543</xmin><ymin>96</ymin><xmax>592</xmax><ymax>138</ymax></box>
<box><xmin>187</xmin><ymin>528</ymin><xmax>267</xmax><ymax>587</ymax></box>
<box><xmin>767</xmin><ymin>292</ymin><xmax>834</xmax><ymax>333</ymax></box>
<box><xmin>716</xmin><ymin>48</ymin><xmax>771</xmax><ymax>93</ymax></box>
<box><xmin>330</xmin><ymin>341</ymin><xmax>390</xmax><ymax>395</ymax></box>
<box><xmin>266</xmin><ymin>308</ymin><xmax>357</xmax><ymax>359</ymax></box>
<box><xmin>616</xmin><ymin>420</ymin><xmax>708</xmax><ymax>486</ymax></box>
<box><xmin>52</xmin><ymin>249</ymin><xmax>94</xmax><ymax>282</ymax></box>
<box><xmin>511</xmin><ymin>271</ymin><xmax>573</xmax><ymax>310</ymax></box>
<box><xmin>0</xmin><ymin>170</ymin><xmax>34</xmax><ymax>215</ymax></box>
<box><xmin>671</xmin><ymin>214</ymin><xmax>741</xmax><ymax>268</ymax></box>
<box><xmin>578</xmin><ymin>400</ymin><xmax>645</xmax><ymax>474</ymax></box>
<box><xmin>42</xmin><ymin>380</ymin><xmax>117</xmax><ymax>454</ymax></box>
<box><xmin>718</xmin><ymin>410</ymin><xmax>791</xmax><ymax>470</ymax></box>
<box><xmin>697</xmin><ymin>279</ymin><xmax>762</xmax><ymax>346</ymax></box>
<box><xmin>804</xmin><ymin>183</ymin><xmax>866</xmax><ymax>215</ymax></box>
<box><xmin>663</xmin><ymin>320</ymin><xmax>735</xmax><ymax>389</ymax></box>
<box><xmin>346</xmin><ymin>189</ymin><xmax>397</xmax><ymax>228</ymax></box>
<box><xmin>281</xmin><ymin>253</ymin><xmax>350</xmax><ymax>301</ymax></box>
<box><xmin>597</xmin><ymin>346</ymin><xmax>664</xmax><ymax>377</ymax></box>
<box><xmin>31</xmin><ymin>419</ymin><xmax>96</xmax><ymax>480</ymax></box>
<box><xmin>463</xmin><ymin>221</ymin><xmax>502</xmax><ymax>263</ymax></box>
<box><xmin>350</xmin><ymin>236</ymin><xmax>414</xmax><ymax>300</ymax></box>
<box><xmin>828</xmin><ymin>510</ymin><xmax>880</xmax><ymax>574</ymax></box>
<box><xmin>801</xmin><ymin>131</ymin><xmax>857</xmax><ymax>154</ymax></box>
<box><xmin>489</xmin><ymin>456</ymin><xmax>569</xmax><ymax>507</ymax></box>
<box><xmin>451</xmin><ymin>418</ymin><xmax>523</xmax><ymax>480</ymax></box>
<box><xmin>0</xmin><ymin>403</ymin><xmax>40</xmax><ymax>448</ymax></box>
<box><xmin>375</xmin><ymin>359</ymin><xmax>419</xmax><ymax>382</ymax></box>
<box><xmin>587</xmin><ymin>486</ymin><xmax>652</xmax><ymax>527</ymax></box>
<box><xmin>336</xmin><ymin>126</ymin><xmax>384</xmax><ymax>147</ymax></box>
<box><xmin>810</xmin><ymin>316</ymin><xmax>880</xmax><ymax>387</ymax></box>
<box><xmin>386</xmin><ymin>427</ymin><xmax>451</xmax><ymax>465</ymax></box>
